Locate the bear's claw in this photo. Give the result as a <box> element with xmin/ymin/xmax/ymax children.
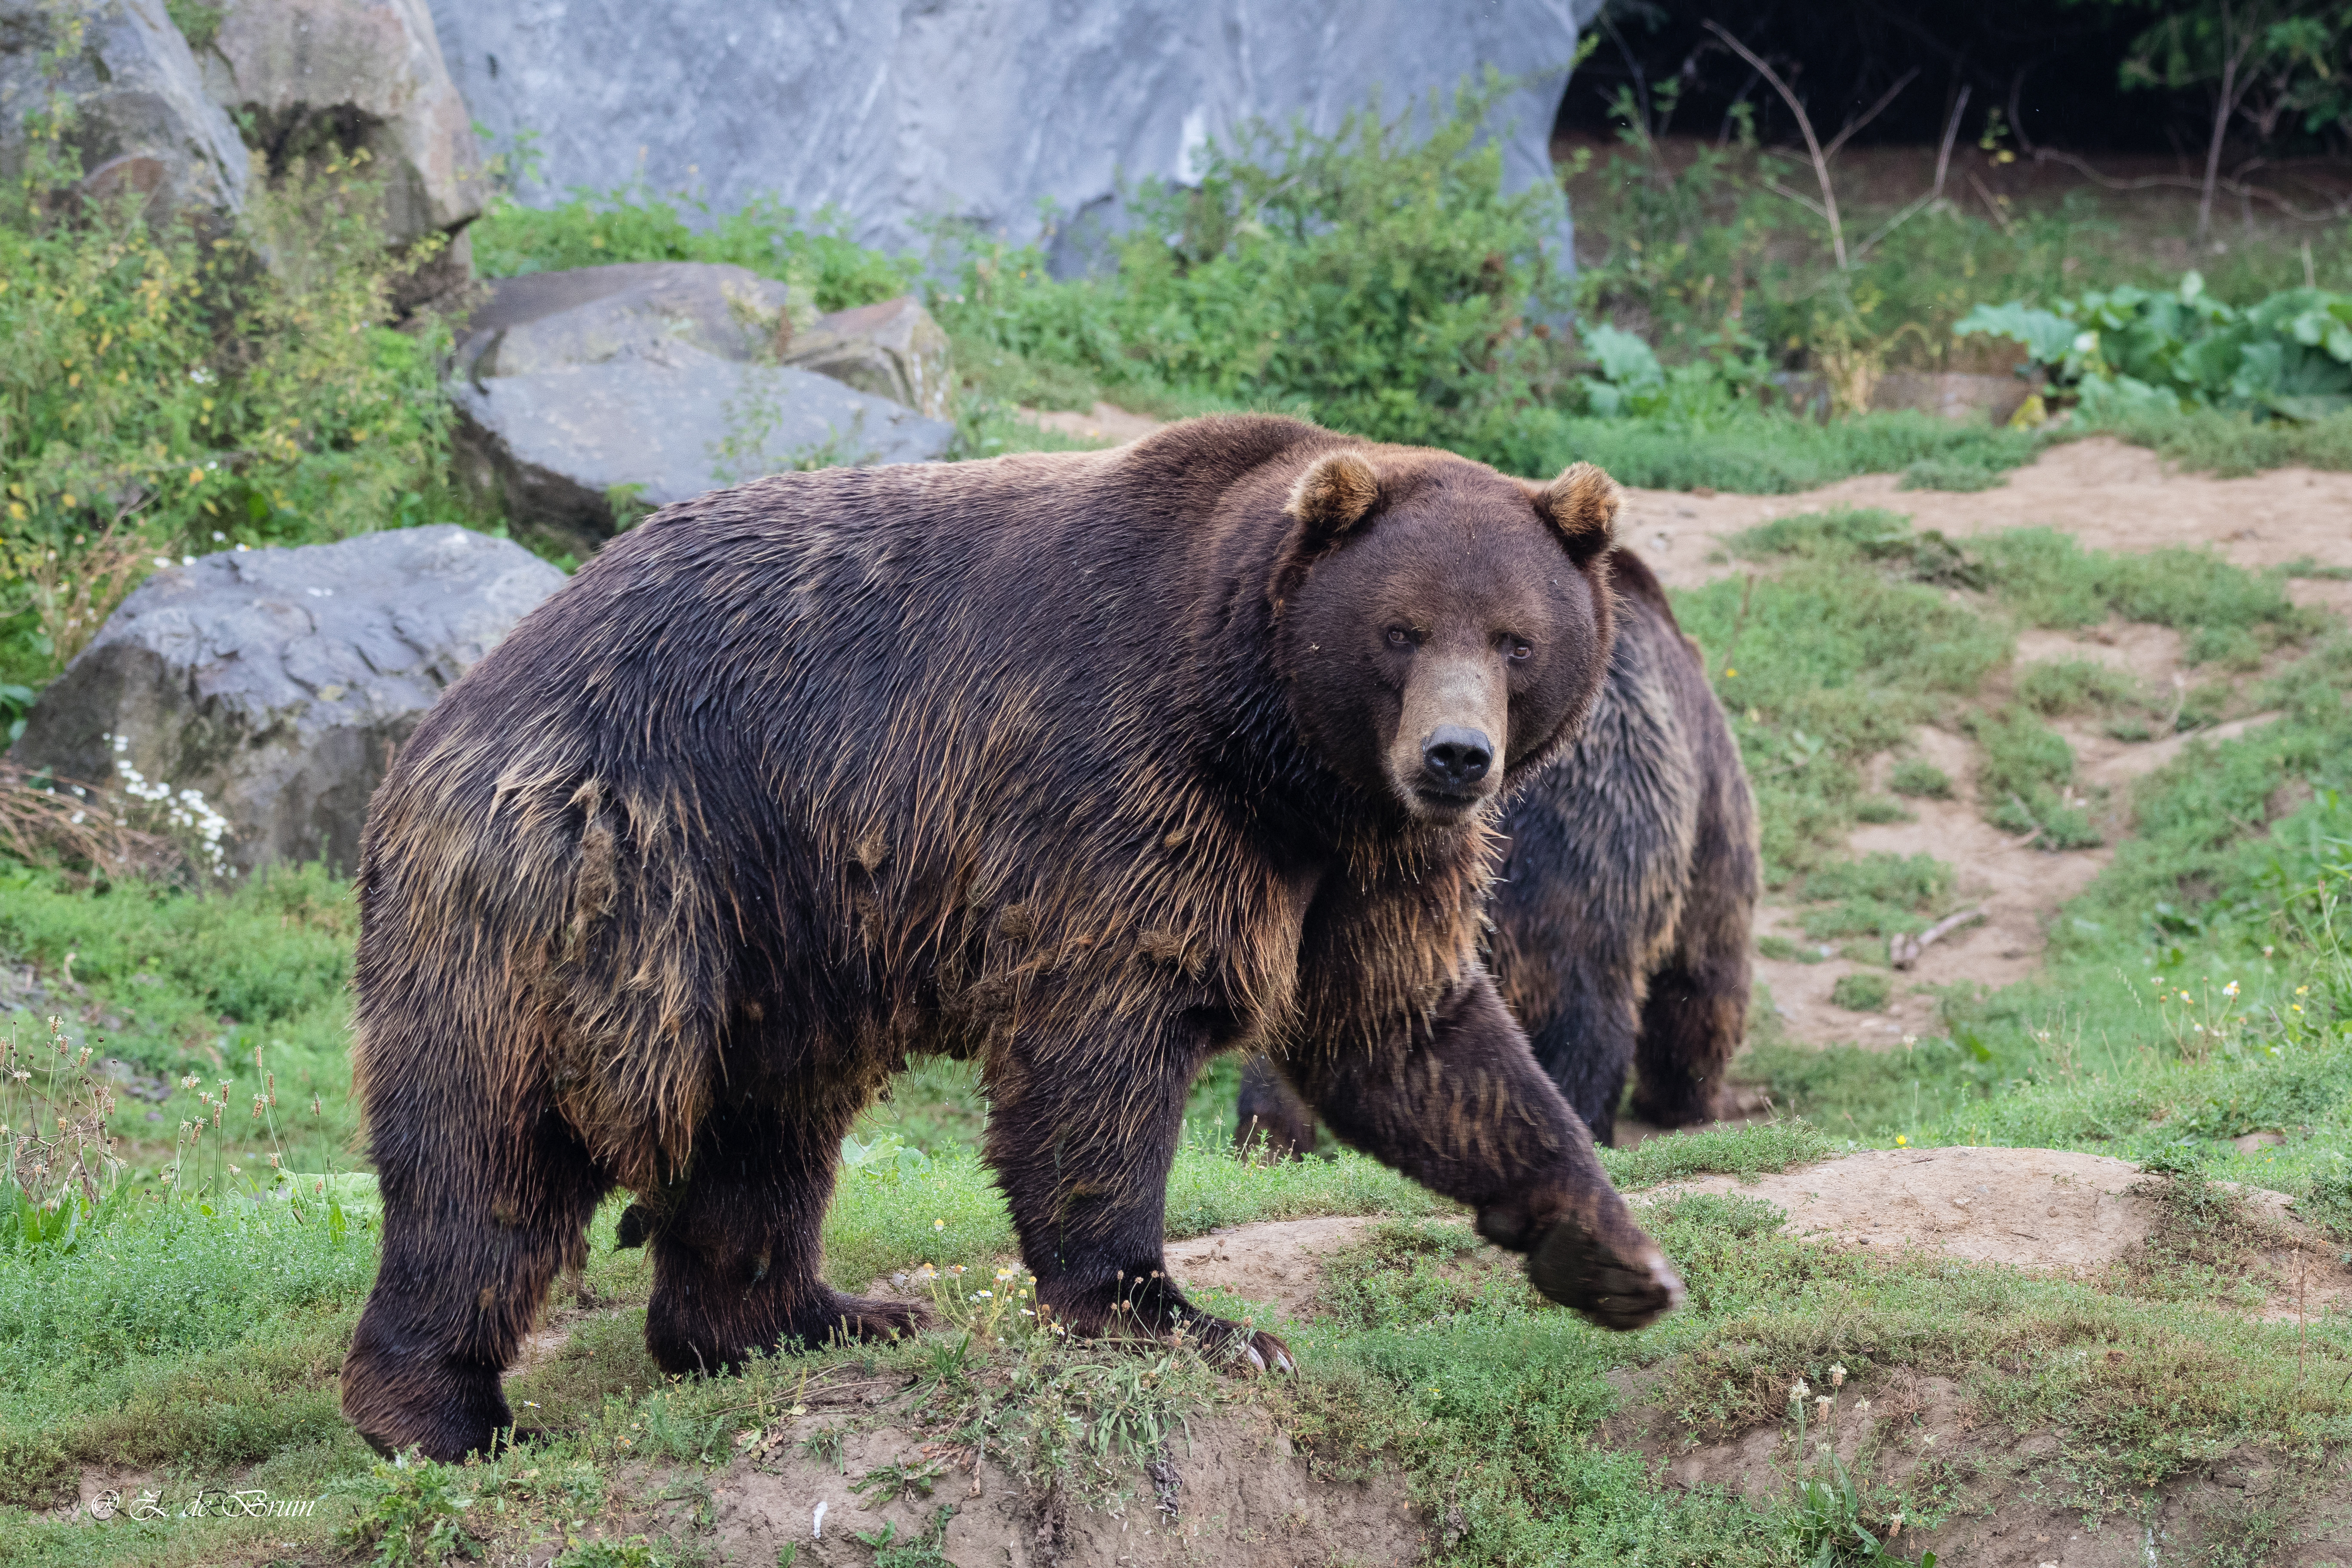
<box><xmin>1525</xmin><ymin>1224</ymin><xmax>1685</xmax><ymax>1331</ymax></box>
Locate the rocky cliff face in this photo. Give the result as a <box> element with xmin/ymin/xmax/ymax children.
<box><xmin>424</xmin><ymin>0</ymin><xmax>1591</xmax><ymax>270</ymax></box>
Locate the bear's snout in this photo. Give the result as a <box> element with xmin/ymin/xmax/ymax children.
<box><xmin>1421</xmin><ymin>726</ymin><xmax>1493</xmax><ymax>790</ymax></box>
<box><xmin>1391</xmin><ymin>650</ymin><xmax>1508</xmax><ymax>821</ymax></box>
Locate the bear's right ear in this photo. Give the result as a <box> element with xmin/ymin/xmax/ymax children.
<box><xmin>1529</xmin><ymin>460</ymin><xmax>1624</xmax><ymax>564</ymax></box>
<box><xmin>1269</xmin><ymin>450</ymin><xmax>1385</xmax><ymax>617</ymax></box>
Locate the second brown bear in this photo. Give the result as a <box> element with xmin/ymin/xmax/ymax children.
<box><xmin>1238</xmin><ymin>550</ymin><xmax>1757</xmax><ymax>1152</ymax></box>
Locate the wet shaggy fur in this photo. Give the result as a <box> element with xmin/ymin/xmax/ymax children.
<box><xmin>1237</xmin><ymin>552</ymin><xmax>1758</xmax><ymax>1153</ymax></box>
<box><xmin>340</xmin><ymin>414</ymin><xmax>1685</xmax><ymax>1463</ymax></box>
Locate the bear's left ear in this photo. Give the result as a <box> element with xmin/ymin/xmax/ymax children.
<box><xmin>1529</xmin><ymin>460</ymin><xmax>1623</xmax><ymax>563</ymax></box>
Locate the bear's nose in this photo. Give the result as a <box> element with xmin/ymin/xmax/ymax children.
<box><xmin>1421</xmin><ymin>726</ymin><xmax>1493</xmax><ymax>790</ymax></box>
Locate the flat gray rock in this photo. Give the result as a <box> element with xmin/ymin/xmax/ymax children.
<box><xmin>0</xmin><ymin>0</ymin><xmax>250</xmax><ymax>224</ymax></box>
<box><xmin>8</xmin><ymin>527</ymin><xmax>565</xmax><ymax>876</ymax></box>
<box><xmin>424</xmin><ymin>0</ymin><xmax>1586</xmax><ymax>271</ymax></box>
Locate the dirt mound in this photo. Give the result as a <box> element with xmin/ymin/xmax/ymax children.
<box><xmin>705</xmin><ymin>1405</ymin><xmax>1420</xmax><ymax>1567</ymax></box>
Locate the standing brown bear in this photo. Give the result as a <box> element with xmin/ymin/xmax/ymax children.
<box><xmin>340</xmin><ymin>414</ymin><xmax>1686</xmax><ymax>1463</ymax></box>
<box><xmin>1237</xmin><ymin>549</ymin><xmax>1758</xmax><ymax>1152</ymax></box>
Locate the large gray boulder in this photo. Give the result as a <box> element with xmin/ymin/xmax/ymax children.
<box><xmin>424</xmin><ymin>0</ymin><xmax>1588</xmax><ymax>271</ymax></box>
<box><xmin>193</xmin><ymin>0</ymin><xmax>484</xmax><ymax>248</ymax></box>
<box><xmin>7</xmin><ymin>527</ymin><xmax>565</xmax><ymax>876</ymax></box>
<box><xmin>449</xmin><ymin>263</ymin><xmax>954</xmax><ymax>557</ymax></box>
<box><xmin>0</xmin><ymin>0</ymin><xmax>249</xmax><ymax>225</ymax></box>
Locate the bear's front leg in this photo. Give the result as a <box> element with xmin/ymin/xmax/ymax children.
<box><xmin>1281</xmin><ymin>973</ymin><xmax>1684</xmax><ymax>1330</ymax></box>
<box><xmin>983</xmin><ymin>1035</ymin><xmax>1293</xmax><ymax>1373</ymax></box>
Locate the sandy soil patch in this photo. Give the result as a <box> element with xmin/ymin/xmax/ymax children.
<box><xmin>1164</xmin><ymin>1214</ymin><xmax>1403</xmax><ymax>1324</ymax></box>
<box><xmin>1601</xmin><ymin>1364</ymin><xmax>2352</xmax><ymax>1568</ymax></box>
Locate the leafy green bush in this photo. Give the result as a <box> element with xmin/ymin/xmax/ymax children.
<box><xmin>1960</xmin><ymin>272</ymin><xmax>2352</xmax><ymax>421</ymax></box>
<box><xmin>469</xmin><ymin>184</ymin><xmax>919</xmax><ymax>313</ymax></box>
<box><xmin>1077</xmin><ymin>74</ymin><xmax>1573</xmax><ymax>457</ymax></box>
<box><xmin>1</xmin><ymin>120</ymin><xmax>455</xmax><ymax>686</ymax></box>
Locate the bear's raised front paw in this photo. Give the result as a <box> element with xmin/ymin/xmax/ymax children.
<box><xmin>1525</xmin><ymin>1223</ymin><xmax>1685</xmax><ymax>1331</ymax></box>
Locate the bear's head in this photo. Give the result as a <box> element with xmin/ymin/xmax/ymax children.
<box><xmin>1269</xmin><ymin>447</ymin><xmax>1622</xmax><ymax>828</ymax></box>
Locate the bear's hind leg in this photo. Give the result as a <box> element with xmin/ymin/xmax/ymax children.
<box><xmin>1233</xmin><ymin>1051</ymin><xmax>1317</xmax><ymax>1158</ymax></box>
<box><xmin>1632</xmin><ymin>754</ymin><xmax>1758</xmax><ymax>1130</ymax></box>
<box><xmin>643</xmin><ymin>1087</ymin><xmax>921</xmax><ymax>1375</ymax></box>
<box><xmin>342</xmin><ymin>1071</ymin><xmax>607</xmax><ymax>1463</ymax></box>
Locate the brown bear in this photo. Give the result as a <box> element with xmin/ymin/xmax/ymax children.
<box><xmin>339</xmin><ymin>414</ymin><xmax>1686</xmax><ymax>1464</ymax></box>
<box><xmin>1236</xmin><ymin>550</ymin><xmax>1758</xmax><ymax>1152</ymax></box>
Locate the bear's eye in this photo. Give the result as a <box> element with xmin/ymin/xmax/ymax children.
<box><xmin>1504</xmin><ymin>637</ymin><xmax>1532</xmax><ymax>662</ymax></box>
<box><xmin>1384</xmin><ymin>626</ymin><xmax>1415</xmax><ymax>649</ymax></box>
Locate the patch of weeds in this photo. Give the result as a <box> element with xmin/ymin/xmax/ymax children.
<box><xmin>855</xmin><ymin>1505</ymin><xmax>958</xmax><ymax>1567</ymax></box>
<box><xmin>2115</xmin><ymin>1145</ymin><xmax>2299</xmax><ymax>1307</ymax></box>
<box><xmin>1899</xmin><ymin>455</ymin><xmax>2006</xmax><ymax>492</ymax></box>
<box><xmin>1807</xmin><ymin>853</ymin><xmax>1955</xmax><ymax>910</ymax></box>
<box><xmin>334</xmin><ymin>1457</ymin><xmax>484</xmax><ymax>1567</ymax></box>
<box><xmin>553</xmin><ymin>1543</ymin><xmax>669</xmax><ymax>1568</ymax></box>
<box><xmin>1759</xmin><ymin>934</ymin><xmax>1831</xmax><ymax>963</ymax></box>
<box><xmin>800</xmin><ymin>1424</ymin><xmax>846</xmax><ymax>1472</ymax></box>
<box><xmin>2018</xmin><ymin>658</ymin><xmax>2150</xmax><ymax>718</ymax></box>
<box><xmin>1316</xmin><ymin>1219</ymin><xmax>1527</xmax><ymax>1332</ymax></box>
<box><xmin>1972</xmin><ymin>528</ymin><xmax>2319</xmax><ymax>662</ymax></box>
<box><xmin>1599</xmin><ymin>1119</ymin><xmax>1834</xmax><ymax>1190</ymax></box>
<box><xmin>1724</xmin><ymin>508</ymin><xmax>1984</xmax><ymax>590</ymax></box>
<box><xmin>1966</xmin><ymin>705</ymin><xmax>2102</xmax><ymax>848</ymax></box>
<box><xmin>2091</xmin><ymin>405</ymin><xmax>2352</xmax><ymax>477</ymax></box>
<box><xmin>851</xmin><ymin>1457</ymin><xmax>946</xmax><ymax>1505</ymax></box>
<box><xmin>1854</xmin><ymin>795</ymin><xmax>1916</xmax><ymax>824</ymax></box>
<box><xmin>2188</xmin><ymin>1492</ymin><xmax>2298</xmax><ymax>1568</ymax></box>
<box><xmin>1672</xmin><ymin>539</ymin><xmax>2010</xmax><ymax>875</ymax></box>
<box><xmin>1833</xmin><ymin>973</ymin><xmax>1894</xmax><ymax>1012</ymax></box>
<box><xmin>1890</xmin><ymin>760</ymin><xmax>1953</xmax><ymax>799</ymax></box>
